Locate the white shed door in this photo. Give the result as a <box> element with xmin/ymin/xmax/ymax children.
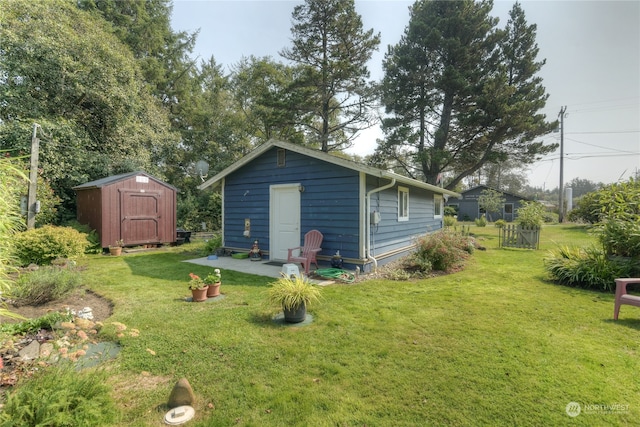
<box><xmin>270</xmin><ymin>184</ymin><xmax>301</xmax><ymax>261</ymax></box>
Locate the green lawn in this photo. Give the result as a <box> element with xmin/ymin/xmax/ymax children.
<box><xmin>81</xmin><ymin>224</ymin><xmax>640</xmax><ymax>426</ymax></box>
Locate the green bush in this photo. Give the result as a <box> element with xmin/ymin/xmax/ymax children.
<box><xmin>443</xmin><ymin>215</ymin><xmax>457</xmax><ymax>227</ymax></box>
<box><xmin>65</xmin><ymin>220</ymin><xmax>102</xmax><ymax>254</ymax></box>
<box><xmin>542</xmin><ymin>211</ymin><xmax>558</xmax><ymax>223</ymax></box>
<box><xmin>597</xmin><ymin>218</ymin><xmax>640</xmax><ymax>258</ymax></box>
<box><xmin>13</xmin><ymin>225</ymin><xmax>89</xmax><ymax>266</ymax></box>
<box><xmin>11</xmin><ymin>265</ymin><xmax>82</xmax><ymax>306</ymax></box>
<box><xmin>202</xmin><ymin>233</ymin><xmax>223</xmax><ymax>256</ymax></box>
<box><xmin>570</xmin><ymin>178</ymin><xmax>640</xmax><ymax>224</ymax></box>
<box><xmin>412</xmin><ymin>230</ymin><xmax>474</xmax><ymax>273</ymax></box>
<box><xmin>0</xmin><ymin>364</ymin><xmax>119</xmax><ymax>426</ymax></box>
<box><xmin>544</xmin><ymin>245</ymin><xmax>636</xmax><ymax>292</ymax></box>
<box><xmin>444</xmin><ymin>206</ymin><xmax>457</xmax><ymax>217</ymax></box>
<box><xmin>384</xmin><ymin>268</ymin><xmax>412</xmax><ymax>281</ymax></box>
<box><xmin>474</xmin><ymin>214</ymin><xmax>487</xmax><ymax>227</ymax></box>
<box><xmin>494</xmin><ymin>219</ymin><xmax>506</xmax><ymax>228</ymax></box>
<box><xmin>516</xmin><ymin>201</ymin><xmax>545</xmax><ymax>227</ymax></box>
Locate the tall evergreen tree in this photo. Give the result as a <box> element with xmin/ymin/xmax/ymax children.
<box><xmin>378</xmin><ymin>0</ymin><xmax>556</xmax><ymax>189</ymax></box>
<box><xmin>280</xmin><ymin>0</ymin><xmax>380</xmax><ymax>152</ymax></box>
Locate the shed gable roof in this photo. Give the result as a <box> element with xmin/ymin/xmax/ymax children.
<box><xmin>459</xmin><ymin>185</ymin><xmax>530</xmax><ymax>201</ymax></box>
<box><xmin>72</xmin><ymin>171</ymin><xmax>177</xmax><ymax>191</ymax></box>
<box><xmin>198</xmin><ymin>139</ymin><xmax>461</xmax><ymax>198</ymax></box>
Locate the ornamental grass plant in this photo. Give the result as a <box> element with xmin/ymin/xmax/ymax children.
<box><xmin>266</xmin><ymin>273</ymin><xmax>322</xmax><ymax>310</ymax></box>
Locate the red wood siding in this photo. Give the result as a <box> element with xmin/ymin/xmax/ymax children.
<box><xmin>75</xmin><ymin>173</ymin><xmax>176</xmax><ymax>248</ymax></box>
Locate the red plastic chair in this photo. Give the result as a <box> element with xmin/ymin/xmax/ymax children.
<box><xmin>614</xmin><ymin>278</ymin><xmax>640</xmax><ymax>320</ymax></box>
<box><xmin>287</xmin><ymin>230</ymin><xmax>323</xmax><ymax>275</ymax></box>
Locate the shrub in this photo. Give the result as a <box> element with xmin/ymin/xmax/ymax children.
<box><xmin>0</xmin><ymin>364</ymin><xmax>119</xmax><ymax>426</ymax></box>
<box><xmin>13</xmin><ymin>225</ymin><xmax>89</xmax><ymax>266</ymax></box>
<box><xmin>443</xmin><ymin>215</ymin><xmax>457</xmax><ymax>227</ymax></box>
<box><xmin>494</xmin><ymin>219</ymin><xmax>506</xmax><ymax>228</ymax></box>
<box><xmin>596</xmin><ymin>217</ymin><xmax>640</xmax><ymax>258</ymax></box>
<box><xmin>570</xmin><ymin>178</ymin><xmax>640</xmax><ymax>224</ymax></box>
<box><xmin>10</xmin><ymin>265</ymin><xmax>82</xmax><ymax>306</ymax></box>
<box><xmin>542</xmin><ymin>211</ymin><xmax>558</xmax><ymax>224</ymax></box>
<box><xmin>412</xmin><ymin>230</ymin><xmax>474</xmax><ymax>273</ymax></box>
<box><xmin>516</xmin><ymin>201</ymin><xmax>545</xmax><ymax>227</ymax></box>
<box><xmin>444</xmin><ymin>206</ymin><xmax>457</xmax><ymax>217</ymax></box>
<box><xmin>65</xmin><ymin>220</ymin><xmax>102</xmax><ymax>254</ymax></box>
<box><xmin>474</xmin><ymin>214</ymin><xmax>487</xmax><ymax>227</ymax></box>
<box><xmin>202</xmin><ymin>233</ymin><xmax>223</xmax><ymax>256</ymax></box>
<box><xmin>383</xmin><ymin>268</ymin><xmax>412</xmax><ymax>281</ymax></box>
<box><xmin>544</xmin><ymin>245</ymin><xmax>636</xmax><ymax>292</ymax></box>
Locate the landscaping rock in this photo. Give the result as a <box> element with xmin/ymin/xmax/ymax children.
<box><xmin>39</xmin><ymin>342</ymin><xmax>54</xmax><ymax>359</ymax></box>
<box><xmin>18</xmin><ymin>341</ymin><xmax>40</xmax><ymax>361</ymax></box>
<box><xmin>168</xmin><ymin>378</ymin><xmax>195</xmax><ymax>408</ymax></box>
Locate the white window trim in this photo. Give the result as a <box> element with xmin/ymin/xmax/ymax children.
<box><xmin>434</xmin><ymin>194</ymin><xmax>443</xmax><ymax>219</ymax></box>
<box><xmin>398</xmin><ymin>186</ymin><xmax>409</xmax><ymax>222</ymax></box>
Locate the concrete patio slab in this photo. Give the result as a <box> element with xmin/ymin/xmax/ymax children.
<box><xmin>183</xmin><ymin>257</ymin><xmax>335</xmax><ymax>285</ymax></box>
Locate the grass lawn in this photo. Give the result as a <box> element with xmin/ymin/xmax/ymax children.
<box><xmin>81</xmin><ymin>224</ymin><xmax>640</xmax><ymax>426</ymax></box>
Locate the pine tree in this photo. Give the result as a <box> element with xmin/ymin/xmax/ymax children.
<box><xmin>280</xmin><ymin>0</ymin><xmax>380</xmax><ymax>152</ymax></box>
<box><xmin>378</xmin><ymin>0</ymin><xmax>557</xmax><ymax>189</ymax></box>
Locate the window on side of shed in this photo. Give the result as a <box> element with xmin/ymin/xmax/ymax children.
<box><xmin>277</xmin><ymin>149</ymin><xmax>286</xmax><ymax>167</ymax></box>
<box><xmin>398</xmin><ymin>186</ymin><xmax>409</xmax><ymax>221</ymax></box>
<box><xmin>434</xmin><ymin>194</ymin><xmax>443</xmax><ymax>218</ymax></box>
<box><xmin>504</xmin><ymin>203</ymin><xmax>513</xmax><ymax>214</ymax></box>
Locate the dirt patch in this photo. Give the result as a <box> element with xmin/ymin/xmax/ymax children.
<box><xmin>4</xmin><ymin>287</ymin><xmax>113</xmax><ymax>323</ymax></box>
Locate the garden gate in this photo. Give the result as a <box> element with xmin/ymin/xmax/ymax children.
<box><xmin>499</xmin><ymin>225</ymin><xmax>540</xmax><ymax>249</ymax></box>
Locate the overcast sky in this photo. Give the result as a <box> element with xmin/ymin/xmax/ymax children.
<box><xmin>171</xmin><ymin>0</ymin><xmax>640</xmax><ymax>189</ymax></box>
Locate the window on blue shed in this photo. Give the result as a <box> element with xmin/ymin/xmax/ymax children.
<box><xmin>277</xmin><ymin>149</ymin><xmax>286</xmax><ymax>167</ymax></box>
<box><xmin>398</xmin><ymin>186</ymin><xmax>409</xmax><ymax>221</ymax></box>
<box><xmin>434</xmin><ymin>194</ymin><xmax>443</xmax><ymax>218</ymax></box>
<box><xmin>504</xmin><ymin>203</ymin><xmax>513</xmax><ymax>214</ymax></box>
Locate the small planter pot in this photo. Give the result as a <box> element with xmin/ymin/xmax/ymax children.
<box><xmin>109</xmin><ymin>247</ymin><xmax>122</xmax><ymax>256</ymax></box>
<box><xmin>283</xmin><ymin>304</ymin><xmax>307</xmax><ymax>323</ymax></box>
<box><xmin>191</xmin><ymin>286</ymin><xmax>209</xmax><ymax>302</ymax></box>
<box><xmin>206</xmin><ymin>282</ymin><xmax>221</xmax><ymax>298</ymax></box>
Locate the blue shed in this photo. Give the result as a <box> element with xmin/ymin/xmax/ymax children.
<box><xmin>446</xmin><ymin>185</ymin><xmax>532</xmax><ymax>222</ymax></box>
<box><xmin>198</xmin><ymin>140</ymin><xmax>461</xmax><ymax>272</ymax></box>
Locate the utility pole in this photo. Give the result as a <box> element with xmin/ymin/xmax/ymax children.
<box><xmin>27</xmin><ymin>123</ymin><xmax>40</xmax><ymax>230</ymax></box>
<box><xmin>558</xmin><ymin>106</ymin><xmax>567</xmax><ymax>223</ymax></box>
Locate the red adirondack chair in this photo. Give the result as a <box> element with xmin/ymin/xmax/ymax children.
<box><xmin>287</xmin><ymin>230</ymin><xmax>323</xmax><ymax>275</ymax></box>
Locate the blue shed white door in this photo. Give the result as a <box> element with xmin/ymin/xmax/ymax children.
<box><xmin>269</xmin><ymin>184</ymin><xmax>301</xmax><ymax>261</ymax></box>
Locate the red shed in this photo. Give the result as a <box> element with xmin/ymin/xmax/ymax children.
<box><xmin>73</xmin><ymin>171</ymin><xmax>177</xmax><ymax>249</ymax></box>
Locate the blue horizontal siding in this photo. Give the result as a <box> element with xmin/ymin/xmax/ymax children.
<box><xmin>223</xmin><ymin>148</ymin><xmax>361</xmax><ymax>260</ymax></box>
<box><xmin>367</xmin><ymin>175</ymin><xmax>442</xmax><ymax>258</ymax></box>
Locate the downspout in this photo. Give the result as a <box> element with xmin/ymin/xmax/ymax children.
<box><xmin>365</xmin><ymin>177</ymin><xmax>396</xmax><ymax>272</ymax></box>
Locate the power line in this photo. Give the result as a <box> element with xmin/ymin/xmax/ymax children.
<box><xmin>568</xmin><ymin>130</ymin><xmax>640</xmax><ymax>134</ymax></box>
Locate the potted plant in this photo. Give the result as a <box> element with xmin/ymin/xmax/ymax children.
<box><xmin>109</xmin><ymin>239</ymin><xmax>124</xmax><ymax>256</ymax></box>
<box><xmin>188</xmin><ymin>273</ymin><xmax>209</xmax><ymax>302</ymax></box>
<box><xmin>267</xmin><ymin>274</ymin><xmax>321</xmax><ymax>323</ymax></box>
<box><xmin>205</xmin><ymin>269</ymin><xmax>222</xmax><ymax>298</ymax></box>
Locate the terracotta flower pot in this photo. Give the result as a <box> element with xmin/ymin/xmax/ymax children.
<box><xmin>191</xmin><ymin>286</ymin><xmax>209</xmax><ymax>302</ymax></box>
<box><xmin>109</xmin><ymin>247</ymin><xmax>122</xmax><ymax>256</ymax></box>
<box><xmin>206</xmin><ymin>282</ymin><xmax>221</xmax><ymax>298</ymax></box>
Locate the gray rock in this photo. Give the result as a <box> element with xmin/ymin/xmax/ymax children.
<box><xmin>167</xmin><ymin>378</ymin><xmax>195</xmax><ymax>408</ymax></box>
<box><xmin>39</xmin><ymin>342</ymin><xmax>54</xmax><ymax>359</ymax></box>
<box><xmin>18</xmin><ymin>340</ymin><xmax>40</xmax><ymax>361</ymax></box>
